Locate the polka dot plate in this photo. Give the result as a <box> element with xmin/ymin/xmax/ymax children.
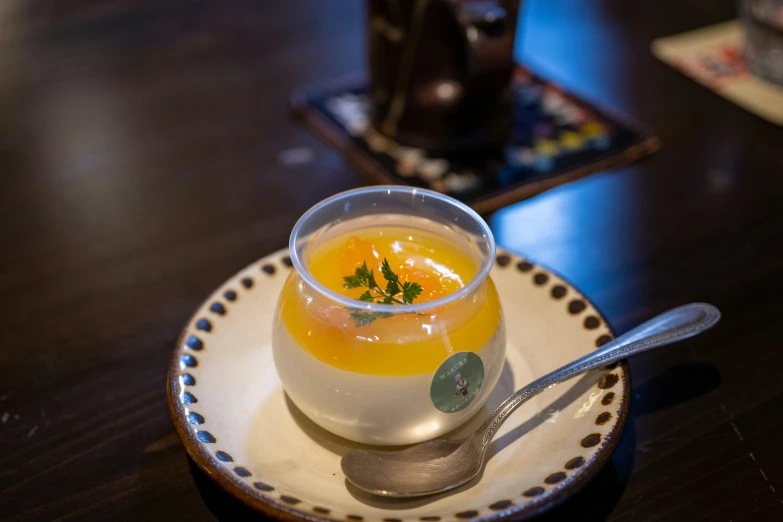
<box><xmin>168</xmin><ymin>248</ymin><xmax>630</xmax><ymax>521</ymax></box>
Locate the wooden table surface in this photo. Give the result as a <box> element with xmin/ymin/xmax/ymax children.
<box><xmin>1</xmin><ymin>0</ymin><xmax>782</xmax><ymax>520</ymax></box>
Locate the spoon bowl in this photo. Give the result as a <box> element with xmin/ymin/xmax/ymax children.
<box><xmin>343</xmin><ymin>438</ymin><xmax>481</xmax><ymax>498</ymax></box>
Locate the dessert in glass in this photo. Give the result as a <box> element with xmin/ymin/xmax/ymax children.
<box><xmin>272</xmin><ymin>186</ymin><xmax>505</xmax><ymax>445</ymax></box>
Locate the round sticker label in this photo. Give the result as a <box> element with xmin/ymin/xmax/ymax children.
<box><xmin>430</xmin><ymin>352</ymin><xmax>485</xmax><ymax>413</ymax></box>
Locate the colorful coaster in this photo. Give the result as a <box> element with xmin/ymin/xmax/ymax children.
<box><xmin>291</xmin><ymin>65</ymin><xmax>659</xmax><ymax>214</ymax></box>
<box><xmin>652</xmin><ymin>20</ymin><xmax>783</xmax><ymax>126</ymax></box>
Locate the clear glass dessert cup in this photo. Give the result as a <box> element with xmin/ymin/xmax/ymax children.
<box><xmin>272</xmin><ymin>186</ymin><xmax>506</xmax><ymax>445</ymax></box>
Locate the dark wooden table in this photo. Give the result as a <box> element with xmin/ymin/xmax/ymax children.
<box><xmin>2</xmin><ymin>0</ymin><xmax>782</xmax><ymax>520</ymax></box>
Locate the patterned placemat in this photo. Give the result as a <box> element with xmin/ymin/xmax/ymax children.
<box><xmin>291</xmin><ymin>65</ymin><xmax>659</xmax><ymax>214</ymax></box>
<box><xmin>652</xmin><ymin>20</ymin><xmax>783</xmax><ymax>126</ymax></box>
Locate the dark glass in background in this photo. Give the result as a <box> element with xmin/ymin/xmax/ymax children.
<box><xmin>739</xmin><ymin>0</ymin><xmax>783</xmax><ymax>85</ymax></box>
<box><xmin>367</xmin><ymin>0</ymin><xmax>520</xmax><ymax>153</ymax></box>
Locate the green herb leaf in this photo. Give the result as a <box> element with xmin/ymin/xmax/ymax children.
<box><xmin>359</xmin><ymin>262</ymin><xmax>380</xmax><ymax>292</ymax></box>
<box><xmin>345</xmin><ymin>264</ymin><xmax>367</xmax><ymax>288</ymax></box>
<box><xmin>356</xmin><ymin>263</ymin><xmax>372</xmax><ymax>283</ymax></box>
<box><xmin>349</xmin><ymin>310</ymin><xmax>393</xmax><ymax>327</ymax></box>
<box><xmin>344</xmin><ymin>257</ymin><xmax>423</xmax><ymax>326</ymax></box>
<box><xmin>351</xmin><ymin>311</ymin><xmax>377</xmax><ymax>328</ymax></box>
<box><xmin>343</xmin><ymin>275</ymin><xmax>364</xmax><ymax>289</ymax></box>
<box><xmin>385</xmin><ymin>280</ymin><xmax>400</xmax><ymax>297</ymax></box>
<box><xmin>381</xmin><ymin>259</ymin><xmax>398</xmax><ymax>284</ymax></box>
<box><xmin>402</xmin><ymin>281</ymin><xmax>423</xmax><ymax>304</ymax></box>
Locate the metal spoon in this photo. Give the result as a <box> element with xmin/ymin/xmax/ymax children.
<box><xmin>341</xmin><ymin>302</ymin><xmax>721</xmax><ymax>498</ymax></box>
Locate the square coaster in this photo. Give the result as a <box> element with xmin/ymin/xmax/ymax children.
<box><xmin>291</xmin><ymin>65</ymin><xmax>659</xmax><ymax>213</ymax></box>
<box><xmin>652</xmin><ymin>20</ymin><xmax>783</xmax><ymax>126</ymax></box>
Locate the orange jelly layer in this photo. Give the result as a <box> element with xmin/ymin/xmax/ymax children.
<box><xmin>278</xmin><ymin>227</ymin><xmax>501</xmax><ymax>376</ymax></box>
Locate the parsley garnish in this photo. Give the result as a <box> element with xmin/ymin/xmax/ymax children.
<box><xmin>343</xmin><ymin>258</ymin><xmax>423</xmax><ymax>327</ymax></box>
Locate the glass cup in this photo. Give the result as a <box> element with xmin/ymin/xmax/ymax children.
<box><xmin>272</xmin><ymin>186</ymin><xmax>506</xmax><ymax>445</ymax></box>
<box><xmin>739</xmin><ymin>0</ymin><xmax>783</xmax><ymax>86</ymax></box>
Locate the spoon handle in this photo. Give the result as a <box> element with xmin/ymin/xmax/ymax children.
<box><xmin>474</xmin><ymin>302</ymin><xmax>721</xmax><ymax>449</ymax></box>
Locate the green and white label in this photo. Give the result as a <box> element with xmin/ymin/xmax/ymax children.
<box><xmin>430</xmin><ymin>352</ymin><xmax>485</xmax><ymax>413</ymax></box>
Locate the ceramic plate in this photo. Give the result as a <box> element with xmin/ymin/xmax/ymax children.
<box><xmin>168</xmin><ymin>249</ymin><xmax>630</xmax><ymax>521</ymax></box>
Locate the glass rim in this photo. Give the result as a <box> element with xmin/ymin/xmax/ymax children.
<box><xmin>288</xmin><ymin>186</ymin><xmax>496</xmax><ymax>314</ymax></box>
